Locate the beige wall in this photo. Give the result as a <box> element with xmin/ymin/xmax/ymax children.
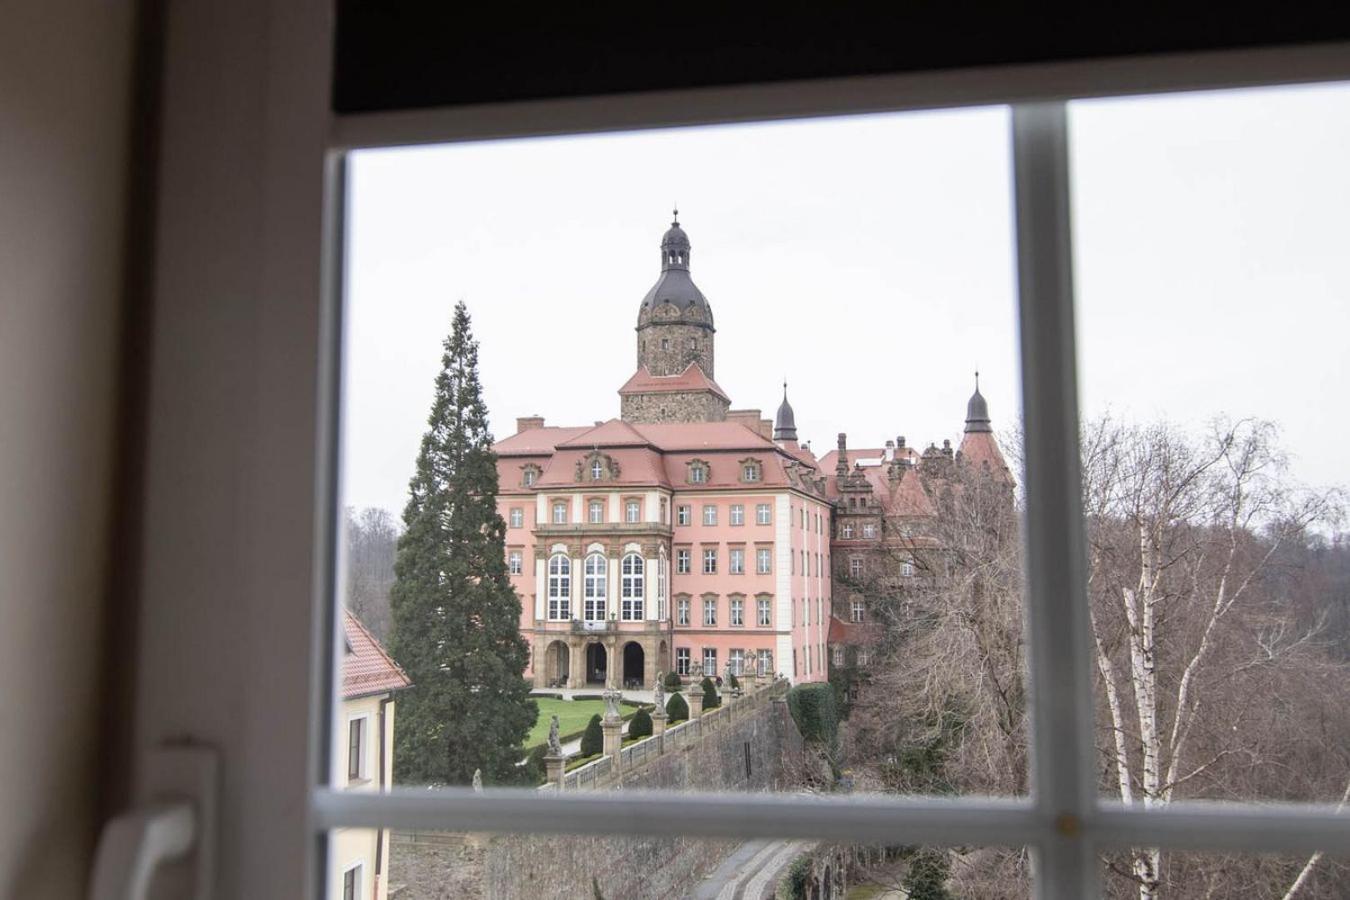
<box><xmin>0</xmin><ymin>2</ymin><xmax>137</xmax><ymax>896</ymax></box>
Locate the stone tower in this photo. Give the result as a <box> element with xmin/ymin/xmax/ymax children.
<box><xmin>635</xmin><ymin>210</ymin><xmax>715</xmax><ymax>377</ymax></box>
<box><xmin>620</xmin><ymin>212</ymin><xmax>730</xmax><ymax>423</ymax></box>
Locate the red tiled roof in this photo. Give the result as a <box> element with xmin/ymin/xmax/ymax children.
<box><xmin>617</xmin><ymin>364</ymin><xmax>731</xmax><ymax>403</ymax></box>
<box><xmin>958</xmin><ymin>430</ymin><xmax>1013</xmax><ymax>482</ymax></box>
<box><xmin>828</xmin><ymin>615</ymin><xmax>880</xmax><ymax>646</ymax></box>
<box><xmin>632</xmin><ymin>421</ymin><xmax>775</xmax><ymax>452</ymax></box>
<box><xmin>494</xmin><ymin>426</ymin><xmax>593</xmax><ymax>456</ymax></box>
<box><xmin>556</xmin><ymin>419</ymin><xmax>651</xmax><ymax>449</ymax></box>
<box><xmin>342</xmin><ymin>610</ymin><xmax>411</xmax><ymax>700</ymax></box>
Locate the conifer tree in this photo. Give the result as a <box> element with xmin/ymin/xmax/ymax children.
<box><xmin>389</xmin><ymin>301</ymin><xmax>535</xmax><ymax>785</ymax></box>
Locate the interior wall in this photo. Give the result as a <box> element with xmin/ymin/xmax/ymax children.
<box><xmin>0</xmin><ymin>2</ymin><xmax>137</xmax><ymax>896</ymax></box>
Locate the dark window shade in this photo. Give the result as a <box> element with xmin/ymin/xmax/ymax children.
<box><xmin>333</xmin><ymin>4</ymin><xmax>1350</xmax><ymax>114</ymax></box>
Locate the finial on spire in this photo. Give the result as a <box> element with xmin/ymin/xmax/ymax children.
<box><xmin>672</xmin><ymin>205</ymin><xmax>679</xmax><ymax>225</ymax></box>
<box><xmin>783</xmin><ymin>378</ymin><xmax>788</xmax><ymax>398</ymax></box>
<box><xmin>975</xmin><ymin>368</ymin><xmax>980</xmax><ymax>390</ymax></box>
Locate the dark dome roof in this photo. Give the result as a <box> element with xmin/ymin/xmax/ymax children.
<box><xmin>774</xmin><ymin>383</ymin><xmax>798</xmax><ymax>442</ymax></box>
<box><xmin>638</xmin><ymin>212</ymin><xmax>713</xmax><ymax>325</ymax></box>
<box><xmin>965</xmin><ymin>382</ymin><xmax>992</xmax><ymax>433</ymax></box>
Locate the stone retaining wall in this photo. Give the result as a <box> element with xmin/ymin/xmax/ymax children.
<box><xmin>390</xmin><ymin>683</ymin><xmax>804</xmax><ymax>899</ymax></box>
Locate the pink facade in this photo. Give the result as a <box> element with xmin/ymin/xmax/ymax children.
<box><xmin>496</xmin><ymin>419</ymin><xmax>832</xmax><ymax>688</ymax></box>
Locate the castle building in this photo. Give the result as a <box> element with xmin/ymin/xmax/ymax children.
<box><xmin>493</xmin><ymin>213</ymin><xmax>1009</xmax><ymax>690</ymax></box>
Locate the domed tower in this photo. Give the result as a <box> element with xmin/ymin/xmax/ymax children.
<box><xmin>635</xmin><ymin>210</ymin><xmax>716</xmax><ymax>377</ymax></box>
<box><xmin>957</xmin><ymin>372</ymin><xmax>1012</xmax><ymax>483</ymax></box>
<box><xmin>620</xmin><ymin>211</ymin><xmax>731</xmax><ymax>424</ymax></box>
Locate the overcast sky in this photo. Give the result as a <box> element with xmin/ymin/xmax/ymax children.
<box><xmin>342</xmin><ymin>82</ymin><xmax>1350</xmax><ymax>518</ymax></box>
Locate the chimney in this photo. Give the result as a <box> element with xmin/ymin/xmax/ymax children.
<box><xmin>516</xmin><ymin>415</ymin><xmax>545</xmax><ymax>433</ymax></box>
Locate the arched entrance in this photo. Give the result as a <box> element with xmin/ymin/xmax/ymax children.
<box><xmin>585</xmin><ymin>642</ymin><xmax>607</xmax><ymax>685</ymax></box>
<box><xmin>622</xmin><ymin>641</ymin><xmax>645</xmax><ymax>688</ymax></box>
<box><xmin>545</xmin><ymin>640</ymin><xmax>569</xmax><ymax>688</ymax></box>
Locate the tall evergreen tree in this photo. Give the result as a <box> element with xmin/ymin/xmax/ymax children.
<box><xmin>388</xmin><ymin>302</ymin><xmax>535</xmax><ymax>785</ymax></box>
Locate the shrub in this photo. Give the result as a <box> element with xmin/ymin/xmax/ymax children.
<box><xmin>521</xmin><ymin>743</ymin><xmax>548</xmax><ymax>785</ymax></box>
<box><xmin>727</xmin><ymin>672</ymin><xmax>740</xmax><ymax>691</ymax></box>
<box><xmin>701</xmin><ymin>676</ymin><xmax>721</xmax><ymax>710</ymax></box>
<box><xmin>580</xmin><ymin>713</ymin><xmax>603</xmax><ymax>757</ymax></box>
<box><xmin>663</xmin><ymin>671</ymin><xmax>683</xmax><ymax>692</ymax></box>
<box><xmin>786</xmin><ymin>683</ymin><xmax>839</xmax><ymax>746</ymax></box>
<box><xmin>665</xmin><ymin>691</ymin><xmax>689</xmax><ymax>722</ymax></box>
<box><xmin>902</xmin><ymin>850</ymin><xmax>952</xmax><ymax>900</ymax></box>
<box><xmin>782</xmin><ymin>856</ymin><xmax>812</xmax><ymax>900</ymax></box>
<box><xmin>628</xmin><ymin>706</ymin><xmax>653</xmax><ymax>739</ymax></box>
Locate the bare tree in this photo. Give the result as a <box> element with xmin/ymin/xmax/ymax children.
<box><xmin>1082</xmin><ymin>418</ymin><xmax>1347</xmax><ymax>900</ymax></box>
<box><xmin>344</xmin><ymin>505</ymin><xmax>400</xmax><ymax>640</ymax></box>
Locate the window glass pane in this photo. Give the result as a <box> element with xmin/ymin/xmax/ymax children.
<box><xmin>337</xmin><ymin>105</ymin><xmax>1028</xmax><ymax>814</ymax></box>
<box><xmin>1098</xmin><ymin>851</ymin><xmax>1349</xmax><ymax>900</ymax></box>
<box><xmin>1071</xmin><ymin>83</ymin><xmax>1350</xmax><ymax>809</ymax></box>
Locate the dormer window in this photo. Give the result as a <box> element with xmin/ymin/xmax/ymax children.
<box><xmin>591</xmin><ymin>459</ymin><xmax>604</xmax><ymax>480</ymax></box>
<box><xmin>688</xmin><ymin>461</ymin><xmax>708</xmax><ymax>484</ymax></box>
<box><xmin>521</xmin><ymin>464</ymin><xmax>540</xmax><ymax>488</ymax></box>
<box><xmin>739</xmin><ymin>458</ymin><xmax>762</xmax><ymax>483</ymax></box>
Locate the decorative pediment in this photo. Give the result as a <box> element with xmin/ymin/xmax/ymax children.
<box><xmin>520</xmin><ymin>463</ymin><xmax>542</xmax><ymax>487</ymax></box>
<box><xmin>575</xmin><ymin>449</ymin><xmax>621</xmax><ymax>482</ymax></box>
<box><xmin>738</xmin><ymin>457</ymin><xmax>763</xmax><ymax>483</ymax></box>
<box><xmin>685</xmin><ymin>458</ymin><xmax>710</xmax><ymax>484</ymax></box>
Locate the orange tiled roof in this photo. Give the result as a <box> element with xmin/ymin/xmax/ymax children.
<box><xmin>342</xmin><ymin>610</ymin><xmax>411</xmax><ymax>700</ymax></box>
<box><xmin>617</xmin><ymin>364</ymin><xmax>731</xmax><ymax>403</ymax></box>
<box><xmin>494</xmin><ymin>426</ymin><xmax>593</xmax><ymax>456</ymax></box>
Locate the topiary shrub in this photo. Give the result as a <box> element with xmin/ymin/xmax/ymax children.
<box><xmin>628</xmin><ymin>706</ymin><xmax>653</xmax><ymax>740</ymax></box>
<box><xmin>666</xmin><ymin>691</ymin><xmax>689</xmax><ymax>722</ymax></box>
<box><xmin>580</xmin><ymin>713</ymin><xmax>603</xmax><ymax>757</ymax></box>
<box><xmin>701</xmin><ymin>676</ymin><xmax>721</xmax><ymax>709</ymax></box>
<box><xmin>902</xmin><ymin>850</ymin><xmax>952</xmax><ymax>900</ymax></box>
<box><xmin>663</xmin><ymin>670</ymin><xmax>683</xmax><ymax>692</ymax></box>
<box><xmin>728</xmin><ymin>672</ymin><xmax>740</xmax><ymax>691</ymax></box>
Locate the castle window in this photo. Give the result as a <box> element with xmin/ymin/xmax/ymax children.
<box><xmin>508</xmin><ymin>551</ymin><xmax>523</xmax><ymax>575</ymax></box>
<box><xmin>702</xmin><ymin>504</ymin><xmax>717</xmax><ymax>526</ymax></box>
<box><xmin>675</xmin><ymin>647</ymin><xmax>690</xmax><ymax>675</ymax></box>
<box><xmin>552</xmin><ymin>501</ymin><xmax>568</xmax><ymax>524</ymax></box>
<box><xmin>901</xmin><ymin>559</ymin><xmax>915</xmax><ymax>578</ymax></box>
<box><xmin>757</xmin><ymin>548</ymin><xmax>771</xmax><ymax>574</ymax></box>
<box><xmin>863</xmin><ymin>523</ymin><xmax>877</xmax><ymax>539</ymax></box>
<box><xmin>756</xmin><ymin>503</ymin><xmax>771</xmax><ymax>525</ymax></box>
<box><xmin>676</xmin><ymin>549</ymin><xmax>690</xmax><ymax>574</ymax></box>
<box><xmin>625</xmin><ymin>499</ymin><xmax>641</xmax><ymax>523</ymax></box>
<box><xmin>833</xmin><ymin>645</ymin><xmax>845</xmax><ymax>667</ymax></box>
<box><xmin>509</xmin><ymin>507</ymin><xmax>523</xmax><ymax>528</ymax></box>
<box><xmin>841</xmin><ymin>523</ymin><xmax>854</xmax><ymax>539</ymax></box>
<box><xmin>851</xmin><ymin>598</ymin><xmax>865</xmax><ymax>623</ymax></box>
<box><xmin>742</xmin><ymin>462</ymin><xmax>760</xmax><ymax>482</ymax></box>
<box><xmin>729</xmin><ymin>648</ymin><xmax>744</xmax><ymax>673</ymax></box>
<box><xmin>757</xmin><ymin>649</ymin><xmax>773</xmax><ymax>676</ymax></box>
<box><xmin>660</xmin><ymin>338</ymin><xmax>669</xmax><ymax>350</ymax></box>
<box><xmin>703</xmin><ymin>597</ymin><xmax>717</xmax><ymax>626</ymax></box>
<box><xmin>703</xmin><ymin>548</ymin><xmax>718</xmax><ymax>574</ymax></box>
<box><xmin>730</xmin><ymin>504</ymin><xmax>744</xmax><ymax>525</ymax></box>
<box><xmin>730</xmin><ymin>548</ymin><xmax>744</xmax><ymax>574</ymax></box>
<box><xmin>850</xmin><ymin>557</ymin><xmax>863</xmax><ymax>578</ymax></box>
<box><xmin>547</xmin><ymin>554</ymin><xmax>571</xmax><ymax>620</ymax></box>
<box><xmin>588</xmin><ymin>500</ymin><xmax>604</xmax><ymax>523</ymax></box>
<box><xmin>621</xmin><ymin>553</ymin><xmax>644</xmax><ymax>620</ymax></box>
<box><xmin>757</xmin><ymin>596</ymin><xmax>771</xmax><ymax>626</ymax></box>
<box><xmin>591</xmin><ymin>459</ymin><xmax>604</xmax><ymax>480</ymax></box>
<box><xmin>677</xmin><ymin>504</ymin><xmax>691</xmax><ymax>526</ymax></box>
<box><xmin>583</xmin><ymin>553</ymin><xmax>607</xmax><ymax>621</ymax></box>
<box><xmin>657</xmin><ymin>550</ymin><xmax>667</xmax><ymax>619</ymax></box>
<box><xmin>704</xmin><ymin>647</ymin><xmax>717</xmax><ymax>675</ymax></box>
<box><xmin>688</xmin><ymin>461</ymin><xmax>708</xmax><ymax>484</ymax></box>
<box><xmin>730</xmin><ymin>597</ymin><xmax>744</xmax><ymax>626</ymax></box>
<box><xmin>857</xmin><ymin>649</ymin><xmax>870</xmax><ymax>667</ymax></box>
<box><xmin>677</xmin><ymin>596</ymin><xmax>690</xmax><ymax>626</ymax></box>
<box><xmin>522</xmin><ymin>467</ymin><xmax>538</xmax><ymax>487</ymax></box>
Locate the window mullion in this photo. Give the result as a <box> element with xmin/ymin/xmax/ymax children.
<box><xmin>1012</xmin><ymin>102</ymin><xmax>1102</xmax><ymax>899</ymax></box>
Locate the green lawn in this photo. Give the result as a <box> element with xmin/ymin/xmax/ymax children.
<box><xmin>525</xmin><ymin>698</ymin><xmax>608</xmax><ymax>749</ymax></box>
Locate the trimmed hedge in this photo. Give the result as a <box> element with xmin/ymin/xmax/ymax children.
<box><xmin>580</xmin><ymin>714</ymin><xmax>603</xmax><ymax>757</ymax></box>
<box><xmin>628</xmin><ymin>706</ymin><xmax>653</xmax><ymax>739</ymax></box>
<box><xmin>786</xmin><ymin>682</ymin><xmax>839</xmax><ymax>746</ymax></box>
<box><xmin>727</xmin><ymin>672</ymin><xmax>740</xmax><ymax>691</ymax></box>
<box><xmin>665</xmin><ymin>691</ymin><xmax>689</xmax><ymax>722</ymax></box>
<box><xmin>663</xmin><ymin>671</ymin><xmax>683</xmax><ymax>692</ymax></box>
<box><xmin>701</xmin><ymin>676</ymin><xmax>721</xmax><ymax>709</ymax></box>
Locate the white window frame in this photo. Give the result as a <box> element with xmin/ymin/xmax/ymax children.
<box><xmin>757</xmin><ymin>596</ymin><xmax>771</xmax><ymax>626</ymax></box>
<box><xmin>702</xmin><ymin>504</ymin><xmax>717</xmax><ymax>526</ymax></box>
<box><xmin>508</xmin><ymin>550</ymin><xmax>523</xmax><ymax>576</ymax></box>
<box><xmin>552</xmin><ymin>500</ymin><xmax>568</xmax><ymax>524</ymax></box>
<box><xmin>756</xmin><ymin>547</ymin><xmax>771</xmax><ymax>574</ymax></box>
<box><xmin>729</xmin><ymin>503</ymin><xmax>744</xmax><ymax>525</ymax></box>
<box><xmin>620</xmin><ymin>552</ymin><xmax>644</xmax><ymax>620</ymax></box>
<box><xmin>625</xmin><ymin>499</ymin><xmax>641</xmax><ymax>523</ymax></box>
<box><xmin>832</xmin><ymin>645</ymin><xmax>845</xmax><ymax>667</ymax></box>
<box><xmin>729</xmin><ymin>547</ymin><xmax>744</xmax><ymax>575</ymax></box>
<box><xmin>341</xmin><ymin>862</ymin><xmax>362</xmax><ymax>900</ymax></box>
<box><xmin>755</xmin><ymin>503</ymin><xmax>771</xmax><ymax>525</ymax></box>
<box><xmin>703</xmin><ymin>647</ymin><xmax>717</xmax><ymax>676</ymax></box>
<box><xmin>730</xmin><ymin>596</ymin><xmax>744</xmax><ymax>626</ymax></box>
<box><xmin>265</xmin><ymin>38</ymin><xmax>1350</xmax><ymax>900</ymax></box>
<box><xmin>345</xmin><ymin>714</ymin><xmax>368</xmax><ymax>784</ymax></box>
<box><xmin>702</xmin><ymin>548</ymin><xmax>717</xmax><ymax>574</ymax></box>
<box><xmin>677</xmin><ymin>504</ymin><xmax>691</xmax><ymax>526</ymax></box>
<box><xmin>703</xmin><ymin>596</ymin><xmax>717</xmax><ymax>626</ymax></box>
<box><xmin>677</xmin><ymin>595</ymin><xmax>690</xmax><ymax>626</ymax></box>
<box><xmin>583</xmin><ymin>552</ymin><xmax>607</xmax><ymax>621</ymax></box>
<box><xmin>729</xmin><ymin>648</ymin><xmax>744</xmax><ymax>674</ymax></box>
<box><xmin>509</xmin><ymin>507</ymin><xmax>523</xmax><ymax>528</ymax></box>
<box><xmin>676</xmin><ymin>548</ymin><xmax>690</xmax><ymax>574</ymax></box>
<box><xmin>588</xmin><ymin>499</ymin><xmax>604</xmax><ymax>523</ymax></box>
<box><xmin>547</xmin><ymin>553</ymin><xmax>571</xmax><ymax>620</ymax></box>
<box><xmin>676</xmin><ymin>647</ymin><xmax>690</xmax><ymax>675</ymax></box>
<box><xmin>851</xmin><ymin>598</ymin><xmax>865</xmax><ymax>623</ymax></box>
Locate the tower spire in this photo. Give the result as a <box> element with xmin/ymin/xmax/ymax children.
<box><xmin>774</xmin><ymin>380</ymin><xmax>798</xmax><ymax>443</ymax></box>
<box><xmin>965</xmin><ymin>370</ymin><xmax>992</xmax><ymax>433</ymax></box>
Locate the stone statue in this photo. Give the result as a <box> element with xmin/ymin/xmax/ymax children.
<box><xmin>472</xmin><ymin>768</ymin><xmax>483</xmax><ymax>792</ymax></box>
<box><xmin>723</xmin><ymin>660</ymin><xmax>733</xmax><ymax>683</ymax></box>
<box><xmin>653</xmin><ymin>679</ymin><xmax>665</xmax><ymax>713</ymax></box>
<box><xmin>602</xmin><ymin>686</ymin><xmax>622</xmax><ymax>722</ymax></box>
<box><xmin>547</xmin><ymin>714</ymin><xmax>563</xmax><ymax>756</ymax></box>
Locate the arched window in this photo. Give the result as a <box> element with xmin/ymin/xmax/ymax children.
<box><xmin>584</xmin><ymin>553</ymin><xmax>607</xmax><ymax>621</ymax></box>
<box><xmin>547</xmin><ymin>554</ymin><xmax>571</xmax><ymax>620</ymax></box>
<box><xmin>621</xmin><ymin>553</ymin><xmax>644</xmax><ymax>620</ymax></box>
